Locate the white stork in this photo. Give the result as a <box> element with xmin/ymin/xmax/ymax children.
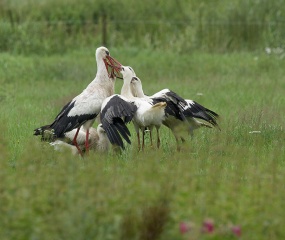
<box><xmin>50</xmin><ymin>124</ymin><xmax>110</xmax><ymax>154</ymax></box>
<box><xmin>34</xmin><ymin>46</ymin><xmax>122</xmax><ymax>155</ymax></box>
<box><xmin>64</xmin><ymin>123</ymin><xmax>110</xmax><ymax>152</ymax></box>
<box><xmin>100</xmin><ymin>66</ymin><xmax>167</xmax><ymax>151</ymax></box>
<box><xmin>130</xmin><ymin>77</ymin><xmax>220</xmax><ymax>148</ymax></box>
<box><xmin>50</xmin><ymin>140</ymin><xmax>79</xmax><ymax>155</ymax></box>
<box><xmin>120</xmin><ymin>66</ymin><xmax>167</xmax><ymax>150</ymax></box>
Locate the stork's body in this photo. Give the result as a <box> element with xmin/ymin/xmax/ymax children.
<box><xmin>34</xmin><ymin>47</ymin><xmax>122</xmax><ymax>154</ymax></box>
<box><xmin>130</xmin><ymin>77</ymin><xmax>220</xmax><ymax>148</ymax></box>
<box><xmin>100</xmin><ymin>67</ymin><xmax>166</xmax><ymax>150</ymax></box>
<box><xmin>120</xmin><ymin>67</ymin><xmax>166</xmax><ymax>150</ymax></box>
<box><xmin>50</xmin><ymin>124</ymin><xmax>110</xmax><ymax>155</ymax></box>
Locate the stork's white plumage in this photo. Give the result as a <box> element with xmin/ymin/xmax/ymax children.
<box><xmin>50</xmin><ymin>124</ymin><xmax>110</xmax><ymax>154</ymax></box>
<box><xmin>34</xmin><ymin>46</ymin><xmax>122</xmax><ymax>154</ymax></box>
<box><xmin>94</xmin><ymin>123</ymin><xmax>111</xmax><ymax>152</ymax></box>
<box><xmin>50</xmin><ymin>140</ymin><xmax>79</xmax><ymax>155</ymax></box>
<box><xmin>130</xmin><ymin>77</ymin><xmax>220</xmax><ymax>147</ymax></box>
<box><xmin>100</xmin><ymin>66</ymin><xmax>167</xmax><ymax>150</ymax></box>
<box><xmin>64</xmin><ymin>123</ymin><xmax>110</xmax><ymax>152</ymax></box>
<box><xmin>120</xmin><ymin>67</ymin><xmax>167</xmax><ymax>150</ymax></box>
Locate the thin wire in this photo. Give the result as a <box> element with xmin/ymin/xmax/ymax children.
<box><xmin>1</xmin><ymin>19</ymin><xmax>285</xmax><ymax>26</ymax></box>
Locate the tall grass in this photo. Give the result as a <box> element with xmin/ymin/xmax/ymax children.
<box><xmin>1</xmin><ymin>0</ymin><xmax>285</xmax><ymax>54</ymax></box>
<box><xmin>0</xmin><ymin>47</ymin><xmax>284</xmax><ymax>239</ymax></box>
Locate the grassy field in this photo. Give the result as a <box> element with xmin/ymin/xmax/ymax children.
<box><xmin>0</xmin><ymin>47</ymin><xmax>285</xmax><ymax>239</ymax></box>
<box><xmin>1</xmin><ymin>0</ymin><xmax>285</xmax><ymax>54</ymax></box>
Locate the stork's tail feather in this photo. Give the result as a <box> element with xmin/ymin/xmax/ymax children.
<box><xmin>34</xmin><ymin>125</ymin><xmax>50</xmax><ymax>136</ymax></box>
<box><xmin>34</xmin><ymin>125</ymin><xmax>56</xmax><ymax>142</ymax></box>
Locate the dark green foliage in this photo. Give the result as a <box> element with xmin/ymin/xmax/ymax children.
<box><xmin>139</xmin><ymin>198</ymin><xmax>170</xmax><ymax>240</ymax></box>
<box><xmin>119</xmin><ymin>197</ymin><xmax>170</xmax><ymax>240</ymax></box>
<box><xmin>1</xmin><ymin>0</ymin><xmax>285</xmax><ymax>54</ymax></box>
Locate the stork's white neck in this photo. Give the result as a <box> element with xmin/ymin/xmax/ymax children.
<box><xmin>85</xmin><ymin>57</ymin><xmax>114</xmax><ymax>93</ymax></box>
<box><xmin>95</xmin><ymin>57</ymin><xmax>109</xmax><ymax>81</ymax></box>
<box><xmin>97</xmin><ymin>133</ymin><xmax>110</xmax><ymax>152</ymax></box>
<box><xmin>132</xmin><ymin>82</ymin><xmax>145</xmax><ymax>98</ymax></box>
<box><xmin>121</xmin><ymin>79</ymin><xmax>134</xmax><ymax>99</ymax></box>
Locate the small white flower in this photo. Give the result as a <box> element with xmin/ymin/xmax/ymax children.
<box><xmin>265</xmin><ymin>47</ymin><xmax>271</xmax><ymax>54</ymax></box>
<box><xmin>273</xmin><ymin>47</ymin><xmax>283</xmax><ymax>54</ymax></box>
<box><xmin>249</xmin><ymin>131</ymin><xmax>261</xmax><ymax>134</ymax></box>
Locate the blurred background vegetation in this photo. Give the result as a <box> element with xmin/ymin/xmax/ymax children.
<box><xmin>1</xmin><ymin>0</ymin><xmax>285</xmax><ymax>55</ymax></box>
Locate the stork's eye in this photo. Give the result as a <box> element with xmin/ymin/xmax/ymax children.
<box><xmin>105</xmin><ymin>51</ymin><xmax>110</xmax><ymax>56</ymax></box>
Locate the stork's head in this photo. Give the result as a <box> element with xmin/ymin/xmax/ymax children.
<box><xmin>130</xmin><ymin>76</ymin><xmax>144</xmax><ymax>97</ymax></box>
<box><xmin>120</xmin><ymin>66</ymin><xmax>136</xmax><ymax>83</ymax></box>
<box><xmin>96</xmin><ymin>46</ymin><xmax>110</xmax><ymax>59</ymax></box>
<box><xmin>130</xmin><ymin>76</ymin><xmax>141</xmax><ymax>85</ymax></box>
<box><xmin>95</xmin><ymin>46</ymin><xmax>122</xmax><ymax>78</ymax></box>
<box><xmin>97</xmin><ymin>124</ymin><xmax>106</xmax><ymax>135</ymax></box>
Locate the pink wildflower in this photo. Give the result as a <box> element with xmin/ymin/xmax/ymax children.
<box><xmin>179</xmin><ymin>222</ymin><xmax>190</xmax><ymax>234</ymax></box>
<box><xmin>231</xmin><ymin>225</ymin><xmax>241</xmax><ymax>237</ymax></box>
<box><xmin>202</xmin><ymin>219</ymin><xmax>214</xmax><ymax>233</ymax></box>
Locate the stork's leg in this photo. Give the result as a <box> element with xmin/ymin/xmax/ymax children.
<box><xmin>176</xmin><ymin>139</ymin><xmax>181</xmax><ymax>152</ymax></box>
<box><xmin>137</xmin><ymin>132</ymin><xmax>141</xmax><ymax>151</ymax></box>
<box><xmin>72</xmin><ymin>127</ymin><xmax>83</xmax><ymax>156</ymax></box>
<box><xmin>156</xmin><ymin>127</ymin><xmax>161</xmax><ymax>149</ymax></box>
<box><xmin>173</xmin><ymin>132</ymin><xmax>181</xmax><ymax>152</ymax></box>
<box><xmin>149</xmin><ymin>129</ymin><xmax>153</xmax><ymax>147</ymax></box>
<box><xmin>142</xmin><ymin>129</ymin><xmax>145</xmax><ymax>150</ymax></box>
<box><xmin>85</xmin><ymin>129</ymin><xmax>90</xmax><ymax>153</ymax></box>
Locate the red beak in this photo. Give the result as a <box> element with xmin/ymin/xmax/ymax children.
<box><xmin>104</xmin><ymin>55</ymin><xmax>122</xmax><ymax>78</ymax></box>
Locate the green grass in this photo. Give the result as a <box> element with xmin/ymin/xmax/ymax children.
<box><xmin>0</xmin><ymin>48</ymin><xmax>285</xmax><ymax>239</ymax></box>
<box><xmin>1</xmin><ymin>0</ymin><xmax>285</xmax><ymax>53</ymax></box>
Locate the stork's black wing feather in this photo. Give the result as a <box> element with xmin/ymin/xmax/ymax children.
<box><xmin>185</xmin><ymin>100</ymin><xmax>220</xmax><ymax>128</ymax></box>
<box><xmin>34</xmin><ymin>100</ymin><xmax>74</xmax><ymax>137</ymax></box>
<box><xmin>34</xmin><ymin>100</ymin><xmax>97</xmax><ymax>138</ymax></box>
<box><xmin>164</xmin><ymin>90</ymin><xmax>189</xmax><ymax>111</ymax></box>
<box><xmin>152</xmin><ymin>90</ymin><xmax>191</xmax><ymax>121</ymax></box>
<box><xmin>104</xmin><ymin>121</ymin><xmax>125</xmax><ymax>149</ymax></box>
<box><xmin>151</xmin><ymin>97</ymin><xmax>186</xmax><ymax>121</ymax></box>
<box><xmin>100</xmin><ymin>95</ymin><xmax>137</xmax><ymax>149</ymax></box>
<box><xmin>191</xmin><ymin>101</ymin><xmax>219</xmax><ymax>118</ymax></box>
<box><xmin>54</xmin><ymin>99</ymin><xmax>73</xmax><ymax>121</ymax></box>
<box><xmin>48</xmin><ymin>101</ymin><xmax>97</xmax><ymax>137</ymax></box>
<box><xmin>114</xmin><ymin>119</ymin><xmax>131</xmax><ymax>143</ymax></box>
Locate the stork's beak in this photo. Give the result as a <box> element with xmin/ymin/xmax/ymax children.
<box><xmin>104</xmin><ymin>55</ymin><xmax>123</xmax><ymax>79</ymax></box>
